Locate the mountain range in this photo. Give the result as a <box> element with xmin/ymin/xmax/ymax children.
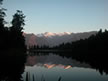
<box><xmin>24</xmin><ymin>31</ymin><xmax>97</xmax><ymax>47</ymax></box>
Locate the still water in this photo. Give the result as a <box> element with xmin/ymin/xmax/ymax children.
<box><xmin>22</xmin><ymin>53</ymin><xmax>108</xmax><ymax>81</ymax></box>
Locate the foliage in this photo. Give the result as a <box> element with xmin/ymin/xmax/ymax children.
<box><xmin>11</xmin><ymin>10</ymin><xmax>25</xmax><ymax>32</ymax></box>
<box><xmin>9</xmin><ymin>10</ymin><xmax>26</xmax><ymax>49</ymax></box>
<box><xmin>0</xmin><ymin>0</ymin><xmax>26</xmax><ymax>50</ymax></box>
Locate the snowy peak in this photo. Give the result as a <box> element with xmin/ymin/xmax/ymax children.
<box><xmin>37</xmin><ymin>32</ymin><xmax>72</xmax><ymax>37</ymax></box>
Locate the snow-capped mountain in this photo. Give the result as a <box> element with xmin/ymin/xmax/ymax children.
<box><xmin>37</xmin><ymin>32</ymin><xmax>71</xmax><ymax>37</ymax></box>
<box><xmin>24</xmin><ymin>31</ymin><xmax>97</xmax><ymax>47</ymax></box>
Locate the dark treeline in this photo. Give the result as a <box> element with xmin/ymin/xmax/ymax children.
<box><xmin>53</xmin><ymin>29</ymin><xmax>108</xmax><ymax>52</ymax></box>
<box><xmin>0</xmin><ymin>0</ymin><xmax>26</xmax><ymax>51</ymax></box>
<box><xmin>29</xmin><ymin>45</ymin><xmax>50</xmax><ymax>50</ymax></box>
<box><xmin>0</xmin><ymin>0</ymin><xmax>26</xmax><ymax>81</ymax></box>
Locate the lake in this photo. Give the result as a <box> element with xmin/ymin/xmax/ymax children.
<box><xmin>22</xmin><ymin>53</ymin><xmax>108</xmax><ymax>81</ymax></box>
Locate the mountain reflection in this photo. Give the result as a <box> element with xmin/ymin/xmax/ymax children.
<box><xmin>44</xmin><ymin>64</ymin><xmax>72</xmax><ymax>69</ymax></box>
<box><xmin>25</xmin><ymin>53</ymin><xmax>90</xmax><ymax>69</ymax></box>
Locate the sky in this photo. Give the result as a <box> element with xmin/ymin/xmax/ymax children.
<box><xmin>2</xmin><ymin>0</ymin><xmax>108</xmax><ymax>34</ymax></box>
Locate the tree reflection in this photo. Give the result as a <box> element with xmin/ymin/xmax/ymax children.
<box><xmin>57</xmin><ymin>52</ymin><xmax>108</xmax><ymax>75</ymax></box>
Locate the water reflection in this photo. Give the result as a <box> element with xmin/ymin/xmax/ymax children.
<box><xmin>22</xmin><ymin>53</ymin><xmax>108</xmax><ymax>81</ymax></box>
<box><xmin>25</xmin><ymin>54</ymin><xmax>90</xmax><ymax>69</ymax></box>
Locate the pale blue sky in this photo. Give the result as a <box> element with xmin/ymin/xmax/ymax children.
<box><xmin>3</xmin><ymin>0</ymin><xmax>108</xmax><ymax>34</ymax></box>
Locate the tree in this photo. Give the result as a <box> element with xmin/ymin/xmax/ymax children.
<box><xmin>11</xmin><ymin>10</ymin><xmax>25</xmax><ymax>32</ymax></box>
<box><xmin>0</xmin><ymin>0</ymin><xmax>26</xmax><ymax>50</ymax></box>
<box><xmin>0</xmin><ymin>0</ymin><xmax>6</xmax><ymax>30</ymax></box>
<box><xmin>0</xmin><ymin>0</ymin><xmax>8</xmax><ymax>49</ymax></box>
<box><xmin>10</xmin><ymin>10</ymin><xmax>26</xmax><ymax>49</ymax></box>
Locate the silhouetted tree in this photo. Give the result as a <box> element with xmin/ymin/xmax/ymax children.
<box><xmin>0</xmin><ymin>0</ymin><xmax>8</xmax><ymax>49</ymax></box>
<box><xmin>0</xmin><ymin>0</ymin><xmax>26</xmax><ymax>50</ymax></box>
<box><xmin>9</xmin><ymin>10</ymin><xmax>26</xmax><ymax>49</ymax></box>
<box><xmin>11</xmin><ymin>10</ymin><xmax>25</xmax><ymax>32</ymax></box>
<box><xmin>0</xmin><ymin>0</ymin><xmax>6</xmax><ymax>29</ymax></box>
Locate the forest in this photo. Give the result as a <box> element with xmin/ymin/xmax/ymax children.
<box><xmin>0</xmin><ymin>0</ymin><xmax>26</xmax><ymax>51</ymax></box>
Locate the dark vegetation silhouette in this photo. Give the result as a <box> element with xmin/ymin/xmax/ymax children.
<box><xmin>0</xmin><ymin>51</ymin><xmax>26</xmax><ymax>81</ymax></box>
<box><xmin>0</xmin><ymin>0</ymin><xmax>26</xmax><ymax>81</ymax></box>
<box><xmin>53</xmin><ymin>29</ymin><xmax>108</xmax><ymax>52</ymax></box>
<box><xmin>29</xmin><ymin>45</ymin><xmax>50</xmax><ymax>50</ymax></box>
<box><xmin>0</xmin><ymin>0</ymin><xmax>26</xmax><ymax>50</ymax></box>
